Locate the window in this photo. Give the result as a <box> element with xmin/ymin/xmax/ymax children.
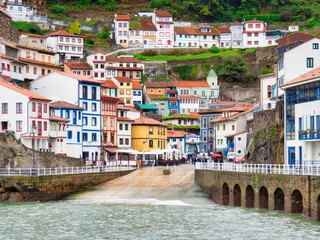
<box><xmin>68</xmin><ymin>131</ymin><xmax>72</xmax><ymax>139</ymax></box>
<box><xmin>299</xmin><ymin>117</ymin><xmax>302</xmax><ymax>131</ymax></box>
<box><xmin>126</xmin><ymin>90</ymin><xmax>131</xmax><ymax>95</ymax></box>
<box><xmin>311</xmin><ymin>116</ymin><xmax>315</xmax><ymax>130</ymax></box>
<box><xmin>125</xmin><ymin>124</ymin><xmax>128</xmax><ymax>130</ymax></box>
<box><xmin>83</xmin><ymin>102</ymin><xmax>87</xmax><ymax>110</ymax></box>
<box><xmin>16</xmin><ymin>103</ymin><xmax>22</xmax><ymax>114</ymax></box>
<box><xmin>125</xmin><ymin>138</ymin><xmax>129</xmax><ymax>145</ymax></box>
<box><xmin>149</xmin><ymin>126</ymin><xmax>153</xmax><ymax>135</ymax></box>
<box><xmin>92</xmin><ymin>117</ymin><xmax>97</xmax><ymax>126</ymax></box>
<box><xmin>33</xmin><ymin>67</ymin><xmax>37</xmax><ymax>74</ymax></box>
<box><xmin>110</xmin><ymin>118</ymin><xmax>114</xmax><ymax>128</ymax></box>
<box><xmin>254</xmin><ymin>33</ymin><xmax>258</xmax><ymax>37</ymax></box>
<box><xmin>83</xmin><ymin>117</ymin><xmax>88</xmax><ymax>125</ymax></box>
<box><xmin>119</xmin><ymin>123</ymin><xmax>123</xmax><ymax>130</ymax></box>
<box><xmin>83</xmin><ymin>86</ymin><xmax>87</xmax><ymax>98</ymax></box>
<box><xmin>78</xmin><ymin>39</ymin><xmax>82</xmax><ymax>43</ymax></box>
<box><xmin>248</xmin><ymin>24</ymin><xmax>253</xmax><ymax>28</ymax></box>
<box><xmin>16</xmin><ymin>121</ymin><xmax>22</xmax><ymax>132</ymax></box>
<box><xmin>223</xmin><ymin>124</ymin><xmax>225</xmax><ymax>130</ymax></box>
<box><xmin>254</xmin><ymin>41</ymin><xmax>259</xmax><ymax>45</ymax></box>
<box><xmin>149</xmin><ymin>140</ymin><xmax>153</xmax><ymax>148</ymax></box>
<box><xmin>202</xmin><ymin>91</ymin><xmax>205</xmax><ymax>97</ymax></box>
<box><xmin>65</xmin><ymin>46</ymin><xmax>69</xmax><ymax>51</ymax></box>
<box><xmin>307</xmin><ymin>58</ymin><xmax>314</xmax><ymax>68</ymax></box>
<box><xmin>313</xmin><ymin>43</ymin><xmax>319</xmax><ymax>49</ymax></box>
<box><xmin>77</xmin><ymin>132</ymin><xmax>80</xmax><ymax>142</ymax></box>
<box><xmin>92</xmin><ymin>133</ymin><xmax>97</xmax><ymax>142</ymax></box>
<box><xmin>247</xmin><ymin>41</ymin><xmax>252</xmax><ymax>45</ymax></box>
<box><xmin>83</xmin><ymin>133</ymin><xmax>88</xmax><ymax>141</ymax></box>
<box><xmin>92</xmin><ymin>87</ymin><xmax>97</xmax><ymax>99</ymax></box>
<box><xmin>44</xmin><ymin>104</ymin><xmax>47</xmax><ymax>113</ymax></box>
<box><xmin>120</xmin><ymin>138</ymin><xmax>124</xmax><ymax>145</ymax></box>
<box><xmin>203</xmin><ymin>118</ymin><xmax>207</xmax><ymax>128</ymax></box>
<box><xmin>232</xmin><ymin>125</ymin><xmax>235</xmax><ymax>130</ymax></box>
<box><xmin>2</xmin><ymin>103</ymin><xmax>8</xmax><ymax>114</ymax></box>
<box><xmin>248</xmin><ymin>33</ymin><xmax>252</xmax><ymax>37</ymax></box>
<box><xmin>103</xmin><ymin>118</ymin><xmax>107</xmax><ymax>127</ymax></box>
<box><xmin>120</xmin><ymin>90</ymin><xmax>124</xmax><ymax>95</ymax></box>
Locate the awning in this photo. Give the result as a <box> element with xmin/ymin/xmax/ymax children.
<box><xmin>104</xmin><ymin>147</ymin><xmax>119</xmax><ymax>153</ymax></box>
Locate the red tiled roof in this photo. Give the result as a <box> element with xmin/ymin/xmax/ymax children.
<box><xmin>281</xmin><ymin>66</ymin><xmax>320</xmax><ymax>88</ymax></box>
<box><xmin>209</xmin><ymin>107</ymin><xmax>253</xmax><ymax>123</ymax></box>
<box><xmin>179</xmin><ymin>95</ymin><xmax>200</xmax><ymax>99</ymax></box>
<box><xmin>199</xmin><ymin>28</ymin><xmax>219</xmax><ymax>36</ymax></box>
<box><xmin>50</xmin><ymin>101</ymin><xmax>84</xmax><ymax>110</ymax></box>
<box><xmin>117</xmin><ymin>117</ymin><xmax>134</xmax><ymax>122</ymax></box>
<box><xmin>117</xmin><ymin>106</ymin><xmax>131</xmax><ymax>111</ymax></box>
<box><xmin>49</xmin><ymin>116</ymin><xmax>70</xmax><ymax>122</ymax></box>
<box><xmin>174</xmin><ymin>27</ymin><xmax>200</xmax><ymax>35</ymax></box>
<box><xmin>17</xmin><ymin>44</ymin><xmax>55</xmax><ymax>55</ymax></box>
<box><xmin>167</xmin><ymin>130</ymin><xmax>189</xmax><ymax>138</ymax></box>
<box><xmin>45</xmin><ymin>30</ymin><xmax>82</xmax><ymax>38</ymax></box>
<box><xmin>132</xmin><ymin>117</ymin><xmax>167</xmax><ymax>127</ymax></box>
<box><xmin>245</xmin><ymin>20</ymin><xmax>265</xmax><ymax>23</ymax></box>
<box><xmin>65</xmin><ymin>63</ymin><xmax>92</xmax><ymax>70</ymax></box>
<box><xmin>258</xmin><ymin>72</ymin><xmax>276</xmax><ymax>78</ymax></box>
<box><xmin>230</xmin><ymin>22</ymin><xmax>242</xmax><ymax>25</ymax></box>
<box><xmin>56</xmin><ymin>72</ymin><xmax>100</xmax><ymax>83</ymax></box>
<box><xmin>166</xmin><ymin>89</ymin><xmax>177</xmax><ymax>94</ymax></box>
<box><xmin>225</xmin><ymin>130</ymin><xmax>248</xmax><ymax>138</ymax></box>
<box><xmin>189</xmin><ymin>111</ymin><xmax>200</xmax><ymax>120</ymax></box>
<box><xmin>115</xmin><ymin>14</ymin><xmax>130</xmax><ymax>21</ymax></box>
<box><xmin>105</xmin><ymin>57</ymin><xmax>140</xmax><ymax>63</ymax></box>
<box><xmin>155</xmin><ymin>11</ymin><xmax>172</xmax><ymax>17</ymax></box>
<box><xmin>140</xmin><ymin>21</ymin><xmax>157</xmax><ymax>31</ymax></box>
<box><xmin>101</xmin><ymin>80</ymin><xmax>117</xmax><ymax>88</ymax></box>
<box><xmin>144</xmin><ymin>82</ymin><xmax>176</xmax><ymax>88</ymax></box>
<box><xmin>177</xmin><ymin>81</ymin><xmax>210</xmax><ymax>87</ymax></box>
<box><xmin>276</xmin><ymin>31</ymin><xmax>320</xmax><ymax>48</ymax></box>
<box><xmin>22</xmin><ymin>33</ymin><xmax>46</xmax><ymax>38</ymax></box>
<box><xmin>114</xmin><ymin>76</ymin><xmax>132</xmax><ymax>82</ymax></box>
<box><xmin>1</xmin><ymin>53</ymin><xmax>13</xmax><ymax>60</ymax></box>
<box><xmin>132</xmin><ymin>80</ymin><xmax>142</xmax><ymax>89</ymax></box>
<box><xmin>106</xmin><ymin>66</ymin><xmax>143</xmax><ymax>71</ymax></box>
<box><xmin>0</xmin><ymin>78</ymin><xmax>50</xmax><ymax>101</ymax></box>
<box><xmin>18</xmin><ymin>57</ymin><xmax>59</xmax><ymax>68</ymax></box>
<box><xmin>156</xmin><ymin>21</ymin><xmax>174</xmax><ymax>24</ymax></box>
<box><xmin>216</xmin><ymin>27</ymin><xmax>231</xmax><ymax>34</ymax></box>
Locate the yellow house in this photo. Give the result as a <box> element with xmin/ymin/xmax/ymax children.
<box><xmin>114</xmin><ymin>76</ymin><xmax>133</xmax><ymax>106</ymax></box>
<box><xmin>131</xmin><ymin>117</ymin><xmax>168</xmax><ymax>152</ymax></box>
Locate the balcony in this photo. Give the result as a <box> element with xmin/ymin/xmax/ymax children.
<box><xmin>298</xmin><ymin>130</ymin><xmax>320</xmax><ymax>140</ymax></box>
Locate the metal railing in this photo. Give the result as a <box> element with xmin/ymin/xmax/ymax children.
<box><xmin>0</xmin><ymin>165</ymin><xmax>136</xmax><ymax>176</ymax></box>
<box><xmin>195</xmin><ymin>162</ymin><xmax>320</xmax><ymax>176</ymax></box>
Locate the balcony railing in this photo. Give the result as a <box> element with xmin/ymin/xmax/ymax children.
<box><xmin>298</xmin><ymin>130</ymin><xmax>320</xmax><ymax>140</ymax></box>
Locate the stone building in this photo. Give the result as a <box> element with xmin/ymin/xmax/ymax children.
<box><xmin>0</xmin><ymin>10</ymin><xmax>20</xmax><ymax>43</ymax></box>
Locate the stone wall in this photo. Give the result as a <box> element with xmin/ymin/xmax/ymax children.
<box><xmin>0</xmin><ymin>133</ymin><xmax>82</xmax><ymax>168</ymax></box>
<box><xmin>220</xmin><ymin>87</ymin><xmax>260</xmax><ymax>103</ymax></box>
<box><xmin>0</xmin><ymin>11</ymin><xmax>20</xmax><ymax>43</ymax></box>
<box><xmin>0</xmin><ymin>170</ymin><xmax>134</xmax><ymax>202</ymax></box>
<box><xmin>195</xmin><ymin>169</ymin><xmax>320</xmax><ymax>221</ymax></box>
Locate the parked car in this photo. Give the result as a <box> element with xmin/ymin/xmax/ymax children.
<box><xmin>233</xmin><ymin>155</ymin><xmax>246</xmax><ymax>163</ymax></box>
<box><xmin>227</xmin><ymin>152</ymin><xmax>237</xmax><ymax>162</ymax></box>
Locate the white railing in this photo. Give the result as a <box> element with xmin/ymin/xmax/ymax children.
<box><xmin>195</xmin><ymin>162</ymin><xmax>320</xmax><ymax>176</ymax></box>
<box><xmin>0</xmin><ymin>165</ymin><xmax>136</xmax><ymax>176</ymax></box>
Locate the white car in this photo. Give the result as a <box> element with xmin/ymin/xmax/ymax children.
<box><xmin>227</xmin><ymin>152</ymin><xmax>237</xmax><ymax>162</ymax></box>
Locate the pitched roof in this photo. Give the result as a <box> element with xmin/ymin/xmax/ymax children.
<box><xmin>22</xmin><ymin>33</ymin><xmax>46</xmax><ymax>38</ymax></box>
<box><xmin>140</xmin><ymin>21</ymin><xmax>157</xmax><ymax>31</ymax></box>
<box><xmin>216</xmin><ymin>27</ymin><xmax>231</xmax><ymax>34</ymax></box>
<box><xmin>281</xmin><ymin>66</ymin><xmax>320</xmax><ymax>88</ymax></box>
<box><xmin>179</xmin><ymin>95</ymin><xmax>200</xmax><ymax>99</ymax></box>
<box><xmin>198</xmin><ymin>27</ymin><xmax>219</xmax><ymax>36</ymax></box>
<box><xmin>209</xmin><ymin>107</ymin><xmax>253</xmax><ymax>123</ymax></box>
<box><xmin>101</xmin><ymin>80</ymin><xmax>117</xmax><ymax>88</ymax></box>
<box><xmin>166</xmin><ymin>89</ymin><xmax>177</xmax><ymax>94</ymax></box>
<box><xmin>276</xmin><ymin>31</ymin><xmax>320</xmax><ymax>48</ymax></box>
<box><xmin>56</xmin><ymin>72</ymin><xmax>100</xmax><ymax>83</ymax></box>
<box><xmin>49</xmin><ymin>116</ymin><xmax>70</xmax><ymax>122</ymax></box>
<box><xmin>132</xmin><ymin>80</ymin><xmax>142</xmax><ymax>89</ymax></box>
<box><xmin>144</xmin><ymin>82</ymin><xmax>176</xmax><ymax>88</ymax></box>
<box><xmin>45</xmin><ymin>30</ymin><xmax>82</xmax><ymax>38</ymax></box>
<box><xmin>106</xmin><ymin>66</ymin><xmax>143</xmax><ymax>71</ymax></box>
<box><xmin>105</xmin><ymin>57</ymin><xmax>140</xmax><ymax>63</ymax></box>
<box><xmin>114</xmin><ymin>76</ymin><xmax>132</xmax><ymax>82</ymax></box>
<box><xmin>225</xmin><ymin>130</ymin><xmax>248</xmax><ymax>138</ymax></box>
<box><xmin>65</xmin><ymin>63</ymin><xmax>92</xmax><ymax>70</ymax></box>
<box><xmin>49</xmin><ymin>101</ymin><xmax>84</xmax><ymax>110</ymax></box>
<box><xmin>245</xmin><ymin>20</ymin><xmax>265</xmax><ymax>23</ymax></box>
<box><xmin>189</xmin><ymin>111</ymin><xmax>200</xmax><ymax>120</ymax></box>
<box><xmin>167</xmin><ymin>130</ymin><xmax>189</xmax><ymax>138</ymax></box>
<box><xmin>18</xmin><ymin>57</ymin><xmax>60</xmax><ymax>68</ymax></box>
<box><xmin>177</xmin><ymin>81</ymin><xmax>210</xmax><ymax>87</ymax></box>
<box><xmin>115</xmin><ymin>14</ymin><xmax>130</xmax><ymax>21</ymax></box>
<box><xmin>16</xmin><ymin>44</ymin><xmax>55</xmax><ymax>55</ymax></box>
<box><xmin>0</xmin><ymin>78</ymin><xmax>50</xmax><ymax>101</ymax></box>
<box><xmin>230</xmin><ymin>22</ymin><xmax>242</xmax><ymax>25</ymax></box>
<box><xmin>174</xmin><ymin>27</ymin><xmax>200</xmax><ymax>35</ymax></box>
<box><xmin>132</xmin><ymin>117</ymin><xmax>167</xmax><ymax>127</ymax></box>
<box><xmin>155</xmin><ymin>11</ymin><xmax>172</xmax><ymax>17</ymax></box>
<box><xmin>117</xmin><ymin>117</ymin><xmax>134</xmax><ymax>122</ymax></box>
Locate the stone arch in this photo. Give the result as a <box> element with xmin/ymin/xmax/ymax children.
<box><xmin>222</xmin><ymin>183</ymin><xmax>229</xmax><ymax>205</ymax></box>
<box><xmin>274</xmin><ymin>188</ymin><xmax>285</xmax><ymax>211</ymax></box>
<box><xmin>259</xmin><ymin>186</ymin><xmax>268</xmax><ymax>209</ymax></box>
<box><xmin>245</xmin><ymin>185</ymin><xmax>254</xmax><ymax>208</ymax></box>
<box><xmin>317</xmin><ymin>195</ymin><xmax>320</xmax><ymax>221</ymax></box>
<box><xmin>291</xmin><ymin>189</ymin><xmax>303</xmax><ymax>214</ymax></box>
<box><xmin>233</xmin><ymin>184</ymin><xmax>241</xmax><ymax>207</ymax></box>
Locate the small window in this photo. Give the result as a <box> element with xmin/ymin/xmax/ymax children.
<box><xmin>307</xmin><ymin>57</ymin><xmax>314</xmax><ymax>68</ymax></box>
<box><xmin>313</xmin><ymin>43</ymin><xmax>319</xmax><ymax>49</ymax></box>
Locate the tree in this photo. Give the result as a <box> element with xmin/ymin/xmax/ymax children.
<box><xmin>100</xmin><ymin>26</ymin><xmax>110</xmax><ymax>39</ymax></box>
<box><xmin>29</xmin><ymin>24</ymin><xmax>41</xmax><ymax>34</ymax></box>
<box><xmin>50</xmin><ymin>4</ymin><xmax>67</xmax><ymax>16</ymax></box>
<box><xmin>68</xmin><ymin>20</ymin><xmax>81</xmax><ymax>35</ymax></box>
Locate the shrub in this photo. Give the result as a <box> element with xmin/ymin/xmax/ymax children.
<box><xmin>260</xmin><ymin>67</ymin><xmax>274</xmax><ymax>75</ymax></box>
<box><xmin>141</xmin><ymin>49</ymin><xmax>158</xmax><ymax>56</ymax></box>
<box><xmin>164</xmin><ymin>49</ymin><xmax>186</xmax><ymax>56</ymax></box>
<box><xmin>117</xmin><ymin>51</ymin><xmax>126</xmax><ymax>56</ymax></box>
<box><xmin>172</xmin><ymin>65</ymin><xmax>197</xmax><ymax>80</ymax></box>
<box><xmin>86</xmin><ymin>39</ymin><xmax>95</xmax><ymax>45</ymax></box>
<box><xmin>29</xmin><ymin>24</ymin><xmax>41</xmax><ymax>34</ymax></box>
<box><xmin>210</xmin><ymin>46</ymin><xmax>220</xmax><ymax>53</ymax></box>
<box><xmin>50</xmin><ymin>4</ymin><xmax>67</xmax><ymax>16</ymax></box>
<box><xmin>99</xmin><ymin>26</ymin><xmax>110</xmax><ymax>39</ymax></box>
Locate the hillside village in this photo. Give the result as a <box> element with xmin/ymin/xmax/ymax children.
<box><xmin>0</xmin><ymin>0</ymin><xmax>319</xmax><ymax>168</ymax></box>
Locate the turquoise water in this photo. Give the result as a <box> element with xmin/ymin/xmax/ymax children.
<box><xmin>0</xmin><ymin>200</ymin><xmax>319</xmax><ymax>240</ymax></box>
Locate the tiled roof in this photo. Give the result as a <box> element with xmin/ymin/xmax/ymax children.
<box><xmin>105</xmin><ymin>57</ymin><xmax>140</xmax><ymax>63</ymax></box>
<box><xmin>57</xmin><ymin>72</ymin><xmax>100</xmax><ymax>83</ymax></box>
<box><xmin>132</xmin><ymin>80</ymin><xmax>142</xmax><ymax>89</ymax></box>
<box><xmin>167</xmin><ymin>130</ymin><xmax>189</xmax><ymax>138</ymax></box>
<box><xmin>168</xmin><ymin>97</ymin><xmax>179</xmax><ymax>101</ymax></box>
<box><xmin>189</xmin><ymin>111</ymin><xmax>200</xmax><ymax>120</ymax></box>
<box><xmin>166</xmin><ymin>89</ymin><xmax>177</xmax><ymax>94</ymax></box>
<box><xmin>22</xmin><ymin>33</ymin><xmax>46</xmax><ymax>38</ymax></box>
<box><xmin>0</xmin><ymin>78</ymin><xmax>50</xmax><ymax>101</ymax></box>
<box><xmin>230</xmin><ymin>22</ymin><xmax>242</xmax><ymax>25</ymax></box>
<box><xmin>276</xmin><ymin>31</ymin><xmax>320</xmax><ymax>47</ymax></box>
<box><xmin>216</xmin><ymin>27</ymin><xmax>231</xmax><ymax>34</ymax></box>
<box><xmin>155</xmin><ymin>11</ymin><xmax>172</xmax><ymax>17</ymax></box>
<box><xmin>115</xmin><ymin>14</ymin><xmax>130</xmax><ymax>21</ymax></box>
<box><xmin>101</xmin><ymin>80</ymin><xmax>117</xmax><ymax>88</ymax></box>
<box><xmin>132</xmin><ymin>117</ymin><xmax>168</xmax><ymax>127</ymax></box>
<box><xmin>209</xmin><ymin>107</ymin><xmax>253</xmax><ymax>123</ymax></box>
<box><xmin>114</xmin><ymin>76</ymin><xmax>132</xmax><ymax>82</ymax></box>
<box><xmin>198</xmin><ymin>28</ymin><xmax>219</xmax><ymax>36</ymax></box>
<box><xmin>106</xmin><ymin>66</ymin><xmax>143</xmax><ymax>71</ymax></box>
<box><xmin>117</xmin><ymin>117</ymin><xmax>134</xmax><ymax>122</ymax></box>
<box><xmin>65</xmin><ymin>63</ymin><xmax>92</xmax><ymax>70</ymax></box>
<box><xmin>148</xmin><ymin>94</ymin><xmax>168</xmax><ymax>100</ymax></box>
<box><xmin>45</xmin><ymin>30</ymin><xmax>82</xmax><ymax>38</ymax></box>
<box><xmin>179</xmin><ymin>95</ymin><xmax>200</xmax><ymax>99</ymax></box>
<box><xmin>17</xmin><ymin>44</ymin><xmax>55</xmax><ymax>55</ymax></box>
<box><xmin>177</xmin><ymin>81</ymin><xmax>210</xmax><ymax>87</ymax></box>
<box><xmin>50</xmin><ymin>101</ymin><xmax>84</xmax><ymax>110</ymax></box>
<box><xmin>225</xmin><ymin>130</ymin><xmax>248</xmax><ymax>138</ymax></box>
<box><xmin>140</xmin><ymin>21</ymin><xmax>157</xmax><ymax>31</ymax></box>
<box><xmin>281</xmin><ymin>66</ymin><xmax>320</xmax><ymax>88</ymax></box>
<box><xmin>174</xmin><ymin>27</ymin><xmax>200</xmax><ymax>35</ymax></box>
<box><xmin>144</xmin><ymin>82</ymin><xmax>176</xmax><ymax>88</ymax></box>
<box><xmin>18</xmin><ymin>57</ymin><xmax>60</xmax><ymax>68</ymax></box>
<box><xmin>1</xmin><ymin>53</ymin><xmax>13</xmax><ymax>60</ymax></box>
<box><xmin>258</xmin><ymin>72</ymin><xmax>276</xmax><ymax>78</ymax></box>
<box><xmin>245</xmin><ymin>20</ymin><xmax>265</xmax><ymax>23</ymax></box>
<box><xmin>49</xmin><ymin>116</ymin><xmax>70</xmax><ymax>122</ymax></box>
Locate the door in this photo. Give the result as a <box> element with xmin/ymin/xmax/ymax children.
<box><xmin>1</xmin><ymin>122</ymin><xmax>8</xmax><ymax>131</ymax></box>
<box><xmin>288</xmin><ymin>147</ymin><xmax>295</xmax><ymax>165</ymax></box>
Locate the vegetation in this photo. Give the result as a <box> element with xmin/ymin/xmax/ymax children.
<box><xmin>50</xmin><ymin>4</ymin><xmax>67</xmax><ymax>16</ymax></box>
<box><xmin>12</xmin><ymin>22</ymin><xmax>52</xmax><ymax>35</ymax></box>
<box><xmin>68</xmin><ymin>20</ymin><xmax>81</xmax><ymax>35</ymax></box>
<box><xmin>99</xmin><ymin>26</ymin><xmax>110</xmax><ymax>39</ymax></box>
<box><xmin>172</xmin><ymin>65</ymin><xmax>198</xmax><ymax>80</ymax></box>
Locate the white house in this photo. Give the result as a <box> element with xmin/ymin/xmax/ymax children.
<box><xmin>229</xmin><ymin>22</ymin><xmax>244</xmax><ymax>48</ymax></box>
<box><xmin>198</xmin><ymin>27</ymin><xmax>219</xmax><ymax>48</ymax></box>
<box><xmin>0</xmin><ymin>78</ymin><xmax>51</xmax><ymax>151</ymax></box>
<box><xmin>45</xmin><ymin>30</ymin><xmax>84</xmax><ymax>61</ymax></box>
<box><xmin>259</xmin><ymin>72</ymin><xmax>277</xmax><ymax>109</ymax></box>
<box><xmin>48</xmin><ymin>115</ymin><xmax>69</xmax><ymax>156</ymax></box>
<box><xmin>132</xmin><ymin>80</ymin><xmax>143</xmax><ymax>106</ymax></box>
<box><xmin>281</xmin><ymin>66</ymin><xmax>320</xmax><ymax>166</ymax></box>
<box><xmin>30</xmin><ymin>72</ymin><xmax>102</xmax><ymax>164</ymax></box>
<box><xmin>50</xmin><ymin>101</ymin><xmax>84</xmax><ymax>159</ymax></box>
<box><xmin>111</xmin><ymin>14</ymin><xmax>130</xmax><ymax>48</ymax></box>
<box><xmin>7</xmin><ymin>0</ymin><xmax>47</xmax><ymax>22</ymax></box>
<box><xmin>117</xmin><ymin>107</ymin><xmax>133</xmax><ymax>149</ymax></box>
<box><xmin>216</xmin><ymin>27</ymin><xmax>232</xmax><ymax>48</ymax></box>
<box><xmin>152</xmin><ymin>11</ymin><xmax>174</xmax><ymax>47</ymax></box>
<box><xmin>276</xmin><ymin>38</ymin><xmax>320</xmax><ymax>98</ymax></box>
<box><xmin>289</xmin><ymin>25</ymin><xmax>300</xmax><ymax>32</ymax></box>
<box><xmin>243</xmin><ymin>20</ymin><xmax>267</xmax><ymax>48</ymax></box>
<box><xmin>167</xmin><ymin>130</ymin><xmax>189</xmax><ymax>155</ymax></box>
<box><xmin>174</xmin><ymin>27</ymin><xmax>199</xmax><ymax>48</ymax></box>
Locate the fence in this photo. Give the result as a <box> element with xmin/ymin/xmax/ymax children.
<box><xmin>195</xmin><ymin>162</ymin><xmax>320</xmax><ymax>176</ymax></box>
<box><xmin>0</xmin><ymin>165</ymin><xmax>136</xmax><ymax>176</ymax></box>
